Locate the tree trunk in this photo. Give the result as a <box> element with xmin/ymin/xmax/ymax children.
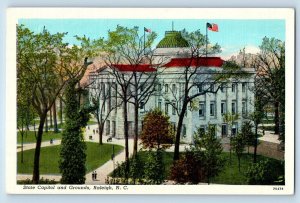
<box><xmin>123</xmin><ymin>100</ymin><xmax>130</xmax><ymax>180</ymax></box>
<box><xmin>60</xmin><ymin>97</ymin><xmax>63</xmax><ymax>125</ymax></box>
<box><xmin>97</xmin><ymin>116</ymin><xmax>104</xmax><ymax>145</ymax></box>
<box><xmin>45</xmin><ymin>113</ymin><xmax>48</xmax><ymax>132</ymax></box>
<box><xmin>20</xmin><ymin>125</ymin><xmax>24</xmax><ymax>164</ymax></box>
<box><xmin>173</xmin><ymin>103</ymin><xmax>187</xmax><ymax>161</ymax></box>
<box><xmin>274</xmin><ymin>101</ymin><xmax>280</xmax><ymax>134</ymax></box>
<box><xmin>32</xmin><ymin>112</ymin><xmax>47</xmax><ymax>184</ymax></box>
<box><xmin>53</xmin><ymin>100</ymin><xmax>58</xmax><ymax>133</ymax></box>
<box><xmin>133</xmin><ymin>99</ymin><xmax>139</xmax><ymax>157</ymax></box>
<box><xmin>49</xmin><ymin>108</ymin><xmax>53</xmax><ymax>128</ymax></box>
<box><xmin>253</xmin><ymin>124</ymin><xmax>258</xmax><ymax>163</ymax></box>
<box><xmin>123</xmin><ymin>100</ymin><xmax>129</xmax><ymax>161</ymax></box>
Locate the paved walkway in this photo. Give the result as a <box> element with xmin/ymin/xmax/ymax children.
<box><xmin>17</xmin><ymin>123</ymin><xmax>281</xmax><ymax>183</ymax></box>
<box><xmin>17</xmin><ymin>124</ymin><xmax>189</xmax><ymax>184</ymax></box>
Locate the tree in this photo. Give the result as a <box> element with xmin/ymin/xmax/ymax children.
<box><xmin>17</xmin><ymin>79</ymin><xmax>37</xmax><ymax>163</ymax></box>
<box><xmin>241</xmin><ymin>121</ymin><xmax>255</xmax><ymax>154</ymax></box>
<box><xmin>251</xmin><ymin>98</ymin><xmax>265</xmax><ymax>163</ymax></box>
<box><xmin>52</xmin><ymin>99</ymin><xmax>59</xmax><ymax>133</ymax></box>
<box><xmin>17</xmin><ymin>25</ymin><xmax>97</xmax><ymax>183</ymax></box>
<box><xmin>17</xmin><ymin>25</ymin><xmax>71</xmax><ymax>183</ymax></box>
<box><xmin>246</xmin><ymin>160</ymin><xmax>283</xmax><ymax>185</ymax></box>
<box><xmin>164</xmin><ymin>30</ymin><xmax>248</xmax><ymax>161</ymax></box>
<box><xmin>231</xmin><ymin>133</ymin><xmax>246</xmax><ymax>172</ymax></box>
<box><xmin>192</xmin><ymin>125</ymin><xmax>224</xmax><ymax>184</ymax></box>
<box><xmin>59</xmin><ymin>66</ymin><xmax>94</xmax><ymax>184</ymax></box>
<box><xmin>140</xmin><ymin>109</ymin><xmax>174</xmax><ymax>150</ymax></box>
<box><xmin>255</xmin><ymin>37</ymin><xmax>285</xmax><ymax>139</ymax></box>
<box><xmin>222</xmin><ymin>112</ymin><xmax>239</xmax><ymax>164</ymax></box>
<box><xmin>140</xmin><ymin>109</ymin><xmax>174</xmax><ymax>184</ymax></box>
<box><xmin>101</xmin><ymin>25</ymin><xmax>164</xmax><ymax>157</ymax></box>
<box><xmin>90</xmin><ymin>79</ymin><xmax>120</xmax><ymax>144</ymax></box>
<box><xmin>144</xmin><ymin>150</ymin><xmax>165</xmax><ymax>184</ymax></box>
<box><xmin>170</xmin><ymin>151</ymin><xmax>206</xmax><ymax>184</ymax></box>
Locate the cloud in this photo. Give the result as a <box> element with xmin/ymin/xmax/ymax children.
<box><xmin>220</xmin><ymin>44</ymin><xmax>260</xmax><ymax>60</ymax></box>
<box><xmin>244</xmin><ymin>45</ymin><xmax>260</xmax><ymax>54</ymax></box>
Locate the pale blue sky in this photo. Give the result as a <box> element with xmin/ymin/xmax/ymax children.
<box><xmin>18</xmin><ymin>19</ymin><xmax>285</xmax><ymax>59</ymax></box>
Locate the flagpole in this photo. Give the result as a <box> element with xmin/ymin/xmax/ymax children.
<box><xmin>144</xmin><ymin>27</ymin><xmax>146</xmax><ymax>55</ymax></box>
<box><xmin>206</xmin><ymin>23</ymin><xmax>208</xmax><ymax>58</ymax></box>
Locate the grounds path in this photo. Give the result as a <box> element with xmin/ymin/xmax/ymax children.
<box><xmin>17</xmin><ymin>124</ymin><xmax>281</xmax><ymax>183</ymax></box>
<box><xmin>17</xmin><ymin>124</ymin><xmax>189</xmax><ymax>184</ymax></box>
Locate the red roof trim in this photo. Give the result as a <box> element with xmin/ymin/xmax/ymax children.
<box><xmin>164</xmin><ymin>57</ymin><xmax>223</xmax><ymax>68</ymax></box>
<box><xmin>112</xmin><ymin>64</ymin><xmax>156</xmax><ymax>72</ymax></box>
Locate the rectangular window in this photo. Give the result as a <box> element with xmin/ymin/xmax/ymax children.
<box><xmin>182</xmin><ymin>124</ymin><xmax>186</xmax><ymax>138</ymax></box>
<box><xmin>242</xmin><ymin>83</ymin><xmax>246</xmax><ymax>92</ymax></box>
<box><xmin>107</xmin><ymin>83</ymin><xmax>111</xmax><ymax>111</ymax></box>
<box><xmin>210</xmin><ymin>83</ymin><xmax>214</xmax><ymax>92</ymax></box>
<box><xmin>106</xmin><ymin>120</ymin><xmax>110</xmax><ymax>135</ymax></box>
<box><xmin>232</xmin><ymin>83</ymin><xmax>236</xmax><ymax>93</ymax></box>
<box><xmin>172</xmin><ymin>84</ymin><xmax>176</xmax><ymax>94</ymax></box>
<box><xmin>220</xmin><ymin>83</ymin><xmax>224</xmax><ymax>93</ymax></box>
<box><xmin>232</xmin><ymin>123</ymin><xmax>238</xmax><ymax>136</ymax></box>
<box><xmin>242</xmin><ymin>101</ymin><xmax>247</xmax><ymax>116</ymax></box>
<box><xmin>112</xmin><ymin>121</ymin><xmax>116</xmax><ymax>137</ymax></box>
<box><xmin>157</xmin><ymin>83</ymin><xmax>162</xmax><ymax>92</ymax></box>
<box><xmin>199</xmin><ymin>102</ymin><xmax>205</xmax><ymax>117</ymax></box>
<box><xmin>221</xmin><ymin>102</ymin><xmax>226</xmax><ymax>114</ymax></box>
<box><xmin>210</xmin><ymin>102</ymin><xmax>215</xmax><ymax>116</ymax></box>
<box><xmin>172</xmin><ymin>101</ymin><xmax>176</xmax><ymax>115</ymax></box>
<box><xmin>165</xmin><ymin>103</ymin><xmax>169</xmax><ymax>114</ymax></box>
<box><xmin>158</xmin><ymin>99</ymin><xmax>162</xmax><ymax>110</ymax></box>
<box><xmin>232</xmin><ymin>101</ymin><xmax>236</xmax><ymax>114</ymax></box>
<box><xmin>101</xmin><ymin>83</ymin><xmax>105</xmax><ymax>99</ymax></box>
<box><xmin>222</xmin><ymin>124</ymin><xmax>227</xmax><ymax>137</ymax></box>
<box><xmin>165</xmin><ymin>84</ymin><xmax>169</xmax><ymax>93</ymax></box>
<box><xmin>198</xmin><ymin>84</ymin><xmax>203</xmax><ymax>93</ymax></box>
<box><xmin>140</xmin><ymin>101</ymin><xmax>145</xmax><ymax>110</ymax></box>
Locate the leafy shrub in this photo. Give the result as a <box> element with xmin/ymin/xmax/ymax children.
<box><xmin>246</xmin><ymin>160</ymin><xmax>284</xmax><ymax>185</ymax></box>
<box><xmin>144</xmin><ymin>150</ymin><xmax>165</xmax><ymax>184</ymax></box>
<box><xmin>170</xmin><ymin>151</ymin><xmax>205</xmax><ymax>184</ymax></box>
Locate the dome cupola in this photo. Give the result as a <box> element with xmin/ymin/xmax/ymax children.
<box><xmin>156</xmin><ymin>31</ymin><xmax>189</xmax><ymax>48</ymax></box>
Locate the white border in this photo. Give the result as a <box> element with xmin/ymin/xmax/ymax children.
<box><xmin>6</xmin><ymin>8</ymin><xmax>295</xmax><ymax>195</ymax></box>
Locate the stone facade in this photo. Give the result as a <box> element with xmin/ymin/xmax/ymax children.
<box><xmin>88</xmin><ymin>31</ymin><xmax>256</xmax><ymax>143</ymax></box>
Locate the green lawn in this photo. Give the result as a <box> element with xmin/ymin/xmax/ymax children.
<box><xmin>211</xmin><ymin>153</ymin><xmax>283</xmax><ymax>184</ymax></box>
<box><xmin>17</xmin><ymin>142</ymin><xmax>124</xmax><ymax>174</ymax></box>
<box><xmin>17</xmin><ymin>131</ymin><xmax>62</xmax><ymax>144</ymax></box>
<box><xmin>111</xmin><ymin>151</ymin><xmax>284</xmax><ymax>185</ymax></box>
<box><xmin>87</xmin><ymin>120</ymin><xmax>98</xmax><ymax>125</ymax></box>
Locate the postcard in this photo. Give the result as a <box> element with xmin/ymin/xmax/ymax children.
<box><xmin>6</xmin><ymin>8</ymin><xmax>294</xmax><ymax>194</ymax></box>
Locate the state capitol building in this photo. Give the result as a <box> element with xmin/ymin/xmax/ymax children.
<box><xmin>88</xmin><ymin>30</ymin><xmax>255</xmax><ymax>143</ymax></box>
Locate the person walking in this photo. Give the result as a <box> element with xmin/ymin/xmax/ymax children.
<box><xmin>94</xmin><ymin>171</ymin><xmax>97</xmax><ymax>180</ymax></box>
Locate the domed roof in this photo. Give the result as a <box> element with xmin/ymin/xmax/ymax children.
<box><xmin>156</xmin><ymin>31</ymin><xmax>189</xmax><ymax>48</ymax></box>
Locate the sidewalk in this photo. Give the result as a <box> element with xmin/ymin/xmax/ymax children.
<box><xmin>17</xmin><ymin>123</ymin><xmax>189</xmax><ymax>184</ymax></box>
<box><xmin>19</xmin><ymin>123</ymin><xmax>281</xmax><ymax>183</ymax></box>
